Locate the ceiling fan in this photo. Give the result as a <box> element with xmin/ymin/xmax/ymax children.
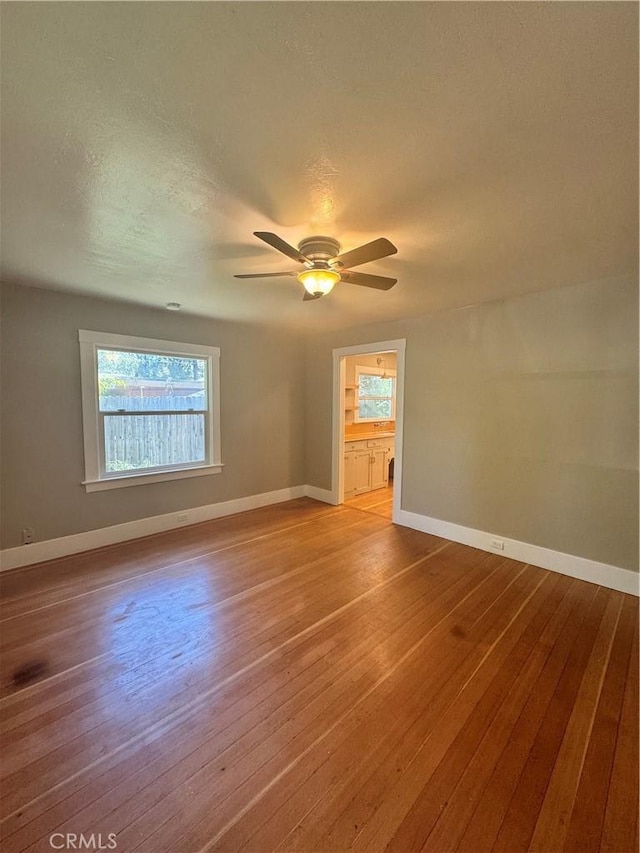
<box><xmin>235</xmin><ymin>232</ymin><xmax>398</xmax><ymax>301</ymax></box>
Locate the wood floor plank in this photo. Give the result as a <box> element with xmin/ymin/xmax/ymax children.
<box><xmin>1</xmin><ymin>538</ymin><xmax>455</xmax><ymax>844</ymax></box>
<box><xmin>488</xmin><ymin>587</ymin><xmax>613</xmax><ymax>852</ymax></box>
<box><xmin>0</xmin><ymin>499</ymin><xmax>337</xmax><ymax>617</ymax></box>
<box><xmin>561</xmin><ymin>593</ymin><xmax>637</xmax><ymax>852</ymax></box>
<box><xmin>0</xmin><ymin>509</ymin><xmax>381</xmax><ymax>659</ymax></box>
<box><xmin>0</xmin><ymin>511</ymin><xmax>387</xmax><ymax>729</ymax></box>
<box><xmin>416</xmin><ymin>589</ymin><xmax>603</xmax><ymax>853</ymax></box>
<box><xmin>0</xmin><ymin>517</ymin><xmax>408</xmax><ymax>775</ymax></box>
<box><xmin>11</xmin><ymin>548</ymin><xmax>456</xmax><ymax>844</ymax></box>
<box><xmin>345</xmin><ymin>485</ymin><xmax>393</xmax><ymax>519</ymax></box>
<box><xmin>0</xmin><ymin>512</ymin><xmax>388</xmax><ymax>737</ymax></box>
<box><xmin>0</xmin><ymin>498</ymin><xmax>636</xmax><ymax>853</ymax></box>
<box><xmin>444</xmin><ymin>588</ymin><xmax>623</xmax><ymax>853</ymax></box>
<box><xmin>1</xmin><ymin>530</ymin><xmax>445</xmax><ymax>821</ymax></box>
<box><xmin>214</xmin><ymin>567</ymin><xmax>561</xmax><ymax>853</ymax></box>
<box><xmin>527</xmin><ymin>592</ymin><xmax>626</xmax><ymax>852</ymax></box>
<box><xmin>599</xmin><ymin>604</ymin><xmax>639</xmax><ymax>853</ymax></box>
<box><xmin>67</xmin><ymin>543</ymin><xmax>487</xmax><ymax>853</ymax></box>
<box><xmin>354</xmin><ymin>577</ymin><xmax>601</xmax><ymax>853</ymax></box>
<box><xmin>161</xmin><ymin>558</ymin><xmax>528</xmax><ymax>853</ymax></box>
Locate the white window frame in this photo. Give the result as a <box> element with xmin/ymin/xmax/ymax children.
<box><xmin>354</xmin><ymin>364</ymin><xmax>397</xmax><ymax>423</ymax></box>
<box><xmin>79</xmin><ymin>330</ymin><xmax>223</xmax><ymax>492</ymax></box>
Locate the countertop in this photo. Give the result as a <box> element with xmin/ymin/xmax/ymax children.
<box><xmin>345</xmin><ymin>432</ymin><xmax>395</xmax><ymax>442</ymax></box>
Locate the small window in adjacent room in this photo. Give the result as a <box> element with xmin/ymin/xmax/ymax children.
<box><xmin>79</xmin><ymin>331</ymin><xmax>222</xmax><ymax>491</ymax></box>
<box><xmin>355</xmin><ymin>364</ymin><xmax>396</xmax><ymax>422</ymax></box>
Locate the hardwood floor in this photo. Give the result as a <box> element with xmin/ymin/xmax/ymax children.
<box><xmin>0</xmin><ymin>497</ymin><xmax>637</xmax><ymax>853</ymax></box>
<box><xmin>345</xmin><ymin>484</ymin><xmax>393</xmax><ymax>519</ymax></box>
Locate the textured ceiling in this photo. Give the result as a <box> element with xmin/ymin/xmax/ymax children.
<box><xmin>1</xmin><ymin>2</ymin><xmax>637</xmax><ymax>331</ymax></box>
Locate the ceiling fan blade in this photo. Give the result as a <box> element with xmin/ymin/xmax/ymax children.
<box><xmin>332</xmin><ymin>237</ymin><xmax>397</xmax><ymax>269</ymax></box>
<box><xmin>339</xmin><ymin>270</ymin><xmax>397</xmax><ymax>290</ymax></box>
<box><xmin>234</xmin><ymin>271</ymin><xmax>297</xmax><ymax>279</ymax></box>
<box><xmin>303</xmin><ymin>291</ymin><xmax>322</xmax><ymax>301</ymax></box>
<box><xmin>254</xmin><ymin>232</ymin><xmax>309</xmax><ymax>264</ymax></box>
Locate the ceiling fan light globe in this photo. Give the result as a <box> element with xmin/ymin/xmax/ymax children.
<box><xmin>297</xmin><ymin>269</ymin><xmax>340</xmax><ymax>296</ymax></box>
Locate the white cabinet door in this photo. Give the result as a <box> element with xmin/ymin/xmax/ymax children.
<box><xmin>370</xmin><ymin>448</ymin><xmax>389</xmax><ymax>491</ymax></box>
<box><xmin>344</xmin><ymin>452</ymin><xmax>356</xmax><ymax>496</ymax></box>
<box><xmin>354</xmin><ymin>450</ymin><xmax>373</xmax><ymax>495</ymax></box>
<box><xmin>344</xmin><ymin>437</ymin><xmax>394</xmax><ymax>498</ymax></box>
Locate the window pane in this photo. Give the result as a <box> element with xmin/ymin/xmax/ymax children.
<box><xmin>98</xmin><ymin>350</ymin><xmax>207</xmax><ymax>412</ymax></box>
<box><xmin>358</xmin><ymin>374</ymin><xmax>394</xmax><ymax>398</ymax></box>
<box><xmin>358</xmin><ymin>399</ymin><xmax>393</xmax><ymax>419</ymax></box>
<box><xmin>104</xmin><ymin>414</ymin><xmax>205</xmax><ymax>472</ymax></box>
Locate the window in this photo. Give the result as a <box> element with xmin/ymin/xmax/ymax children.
<box><xmin>79</xmin><ymin>331</ymin><xmax>222</xmax><ymax>491</ymax></box>
<box><xmin>355</xmin><ymin>365</ymin><xmax>396</xmax><ymax>422</ymax></box>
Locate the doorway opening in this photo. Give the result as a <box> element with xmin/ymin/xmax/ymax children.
<box><xmin>331</xmin><ymin>339</ymin><xmax>406</xmax><ymax>522</ymax></box>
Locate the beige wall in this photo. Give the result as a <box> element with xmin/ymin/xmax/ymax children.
<box><xmin>0</xmin><ymin>283</ymin><xmax>306</xmax><ymax>548</ymax></box>
<box><xmin>2</xmin><ymin>276</ymin><xmax>637</xmax><ymax>573</ymax></box>
<box><xmin>344</xmin><ymin>352</ymin><xmax>397</xmax><ymax>386</ymax></box>
<box><xmin>305</xmin><ymin>276</ymin><xmax>639</xmax><ymax>572</ymax></box>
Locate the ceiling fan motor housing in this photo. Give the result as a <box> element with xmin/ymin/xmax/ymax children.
<box><xmin>298</xmin><ymin>236</ymin><xmax>341</xmax><ymax>266</ymax></box>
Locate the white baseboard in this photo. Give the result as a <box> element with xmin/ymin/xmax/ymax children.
<box><xmin>303</xmin><ymin>485</ymin><xmax>337</xmax><ymax>505</ymax></box>
<box><xmin>0</xmin><ymin>486</ymin><xmax>307</xmax><ymax>571</ymax></box>
<box><xmin>4</xmin><ymin>492</ymin><xmax>635</xmax><ymax>599</ymax></box>
<box><xmin>396</xmin><ymin>509</ymin><xmax>639</xmax><ymax>597</ymax></box>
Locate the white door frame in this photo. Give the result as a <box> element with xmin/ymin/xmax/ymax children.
<box><xmin>331</xmin><ymin>339</ymin><xmax>406</xmax><ymax>522</ymax></box>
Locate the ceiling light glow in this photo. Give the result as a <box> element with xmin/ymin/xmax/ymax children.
<box><xmin>297</xmin><ymin>268</ymin><xmax>340</xmax><ymax>297</ymax></box>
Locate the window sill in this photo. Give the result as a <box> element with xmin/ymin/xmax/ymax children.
<box><xmin>83</xmin><ymin>463</ymin><xmax>224</xmax><ymax>492</ymax></box>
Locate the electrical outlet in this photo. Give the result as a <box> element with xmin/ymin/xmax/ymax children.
<box><xmin>490</xmin><ymin>538</ymin><xmax>505</xmax><ymax>551</ymax></box>
<box><xmin>177</xmin><ymin>512</ymin><xmax>189</xmax><ymax>523</ymax></box>
<box><xmin>22</xmin><ymin>527</ymin><xmax>35</xmax><ymax>545</ymax></box>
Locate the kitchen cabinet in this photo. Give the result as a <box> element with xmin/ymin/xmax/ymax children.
<box><xmin>370</xmin><ymin>447</ymin><xmax>388</xmax><ymax>491</ymax></box>
<box><xmin>343</xmin><ymin>451</ymin><xmax>355</xmax><ymax>497</ymax></box>
<box><xmin>353</xmin><ymin>449</ymin><xmax>373</xmax><ymax>494</ymax></box>
<box><xmin>344</xmin><ymin>436</ymin><xmax>394</xmax><ymax>497</ymax></box>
